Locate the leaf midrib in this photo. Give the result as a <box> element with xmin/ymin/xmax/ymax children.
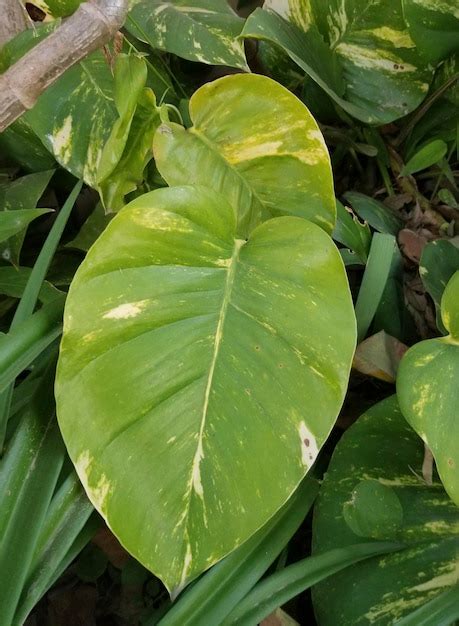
<box><xmin>178</xmin><ymin>236</ymin><xmax>245</xmax><ymax>590</ymax></box>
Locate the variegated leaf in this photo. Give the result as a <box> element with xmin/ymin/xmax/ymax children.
<box><xmin>244</xmin><ymin>1</ymin><xmax>433</xmax><ymax>124</ymax></box>
<box><xmin>56</xmin><ymin>185</ymin><xmax>356</xmax><ymax>595</ymax></box>
<box><xmin>397</xmin><ymin>271</ymin><xmax>459</xmax><ymax>506</ymax></box>
<box><xmin>402</xmin><ymin>0</ymin><xmax>459</xmax><ymax>63</ymax></box>
<box><xmin>24</xmin><ymin>50</ymin><xmax>119</xmax><ymax>187</ymax></box>
<box><xmin>313</xmin><ymin>395</ymin><xmax>459</xmax><ymax>625</ymax></box>
<box><xmin>25</xmin><ymin>0</ymin><xmax>82</xmax><ymax>17</ymax></box>
<box><xmin>22</xmin><ymin>49</ymin><xmax>159</xmax><ymax>210</ymax></box>
<box><xmin>127</xmin><ymin>0</ymin><xmax>248</xmax><ymax>69</ymax></box>
<box><xmin>94</xmin><ymin>55</ymin><xmax>161</xmax><ymax>211</ymax></box>
<box><xmin>153</xmin><ymin>73</ymin><xmax>336</xmax><ymax>235</ymax></box>
<box><xmin>97</xmin><ymin>89</ymin><xmax>161</xmax><ymax>211</ymax></box>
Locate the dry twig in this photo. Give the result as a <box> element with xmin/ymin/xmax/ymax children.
<box><xmin>0</xmin><ymin>0</ymin><xmax>129</xmax><ymax>132</ymax></box>
<box><xmin>0</xmin><ymin>0</ymin><xmax>30</xmax><ymax>48</ymax></box>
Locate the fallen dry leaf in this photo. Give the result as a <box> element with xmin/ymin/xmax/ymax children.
<box><xmin>353</xmin><ymin>331</ymin><xmax>408</xmax><ymax>383</ymax></box>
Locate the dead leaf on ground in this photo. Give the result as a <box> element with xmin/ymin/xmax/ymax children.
<box><xmin>398</xmin><ymin>229</ymin><xmax>428</xmax><ymax>264</ymax></box>
<box><xmin>353</xmin><ymin>331</ymin><xmax>408</xmax><ymax>383</ymax></box>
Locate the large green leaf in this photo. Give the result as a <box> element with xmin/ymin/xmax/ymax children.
<box><xmin>0</xmin><ymin>267</ymin><xmax>61</xmax><ymax>303</ymax></box>
<box><xmin>153</xmin><ymin>74</ymin><xmax>336</xmax><ymax>235</ymax></box>
<box><xmin>243</xmin><ymin>2</ymin><xmax>433</xmax><ymax>124</ymax></box>
<box><xmin>313</xmin><ymin>395</ymin><xmax>459</xmax><ymax>625</ymax></box>
<box><xmin>127</xmin><ymin>0</ymin><xmax>248</xmax><ymax>69</ymax></box>
<box><xmin>56</xmin><ymin>185</ymin><xmax>356</xmax><ymax>595</ymax></box>
<box><xmin>397</xmin><ymin>271</ymin><xmax>459</xmax><ymax>506</ymax></box>
<box><xmin>402</xmin><ymin>0</ymin><xmax>459</xmax><ymax>63</ymax></box>
<box><xmin>24</xmin><ymin>50</ymin><xmax>118</xmax><ymax>186</ymax></box>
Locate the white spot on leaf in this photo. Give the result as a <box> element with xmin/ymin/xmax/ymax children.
<box><xmin>103</xmin><ymin>300</ymin><xmax>148</xmax><ymax>320</ymax></box>
<box><xmin>52</xmin><ymin>115</ymin><xmax>73</xmax><ymax>164</ymax></box>
<box><xmin>298</xmin><ymin>421</ymin><xmax>319</xmax><ymax>467</ymax></box>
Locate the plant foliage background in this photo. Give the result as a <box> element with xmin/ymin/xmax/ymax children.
<box><xmin>0</xmin><ymin>0</ymin><xmax>458</xmax><ymax>624</ymax></box>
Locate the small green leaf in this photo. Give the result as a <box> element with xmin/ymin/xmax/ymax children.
<box><xmin>0</xmin><ymin>209</ymin><xmax>52</xmax><ymax>247</ymax></box>
<box><xmin>401</xmin><ymin>139</ymin><xmax>448</xmax><ymax>176</ymax></box>
<box><xmin>437</xmin><ymin>188</ymin><xmax>458</xmax><ymax>208</ymax></box>
<box><xmin>97</xmin><ymin>89</ymin><xmax>161</xmax><ymax>212</ymax></box>
<box><xmin>343</xmin><ymin>479</ymin><xmax>403</xmax><ymax>540</ymax></box>
<box><xmin>333</xmin><ymin>200</ymin><xmax>371</xmax><ymax>264</ymax></box>
<box><xmin>0</xmin><ymin>170</ymin><xmax>54</xmax><ymax>266</ymax></box>
<box><xmin>344</xmin><ymin>192</ymin><xmax>403</xmax><ymax>235</ymax></box>
<box><xmin>0</xmin><ymin>170</ymin><xmax>54</xmax><ymax>212</ymax></box>
<box><xmin>397</xmin><ymin>271</ymin><xmax>459</xmax><ymax>506</ymax></box>
<box><xmin>0</xmin><ymin>267</ymin><xmax>61</xmax><ymax>303</ymax></box>
<box><xmin>127</xmin><ymin>0</ymin><xmax>248</xmax><ymax>70</ymax></box>
<box><xmin>96</xmin><ymin>54</ymin><xmax>148</xmax><ymax>185</ymax></box>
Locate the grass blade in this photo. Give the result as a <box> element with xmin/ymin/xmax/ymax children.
<box><xmin>355</xmin><ymin>233</ymin><xmax>397</xmax><ymax>343</ymax></box>
<box><xmin>0</xmin><ymin>180</ymin><xmax>82</xmax><ymax>449</ymax></box>
<box><xmin>223</xmin><ymin>542</ymin><xmax>404</xmax><ymax>626</ymax></box>
<box><xmin>0</xmin><ymin>364</ymin><xmax>65</xmax><ymax>625</ymax></box>
<box><xmin>0</xmin><ymin>297</ymin><xmax>64</xmax><ymax>395</ymax></box>
<box><xmin>14</xmin><ymin>474</ymin><xmax>95</xmax><ymax>624</ymax></box>
<box><xmin>12</xmin><ymin>180</ymin><xmax>82</xmax><ymax>328</ymax></box>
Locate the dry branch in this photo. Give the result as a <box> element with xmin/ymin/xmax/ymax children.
<box><xmin>0</xmin><ymin>0</ymin><xmax>129</xmax><ymax>132</ymax></box>
<box><xmin>0</xmin><ymin>0</ymin><xmax>30</xmax><ymax>48</ymax></box>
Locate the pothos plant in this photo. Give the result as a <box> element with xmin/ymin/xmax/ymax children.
<box><xmin>1</xmin><ymin>0</ymin><xmax>458</xmax><ymax>622</ymax></box>
<box><xmin>55</xmin><ymin>72</ymin><xmax>357</xmax><ymax>594</ymax></box>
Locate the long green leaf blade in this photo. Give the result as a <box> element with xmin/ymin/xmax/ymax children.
<box><xmin>355</xmin><ymin>233</ymin><xmax>397</xmax><ymax>343</ymax></box>
<box><xmin>0</xmin><ymin>297</ymin><xmax>64</xmax><ymax>395</ymax></box>
<box><xmin>14</xmin><ymin>474</ymin><xmax>94</xmax><ymax>624</ymax></box>
<box><xmin>0</xmin><ymin>365</ymin><xmax>65</xmax><ymax>625</ymax></box>
<box><xmin>223</xmin><ymin>542</ymin><xmax>404</xmax><ymax>626</ymax></box>
<box><xmin>12</xmin><ymin>179</ymin><xmax>82</xmax><ymax>327</ymax></box>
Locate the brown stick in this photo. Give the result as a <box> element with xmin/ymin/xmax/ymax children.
<box><xmin>422</xmin><ymin>444</ymin><xmax>433</xmax><ymax>486</ymax></box>
<box><xmin>0</xmin><ymin>0</ymin><xmax>30</xmax><ymax>48</ymax></box>
<box><xmin>0</xmin><ymin>0</ymin><xmax>129</xmax><ymax>132</ymax></box>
